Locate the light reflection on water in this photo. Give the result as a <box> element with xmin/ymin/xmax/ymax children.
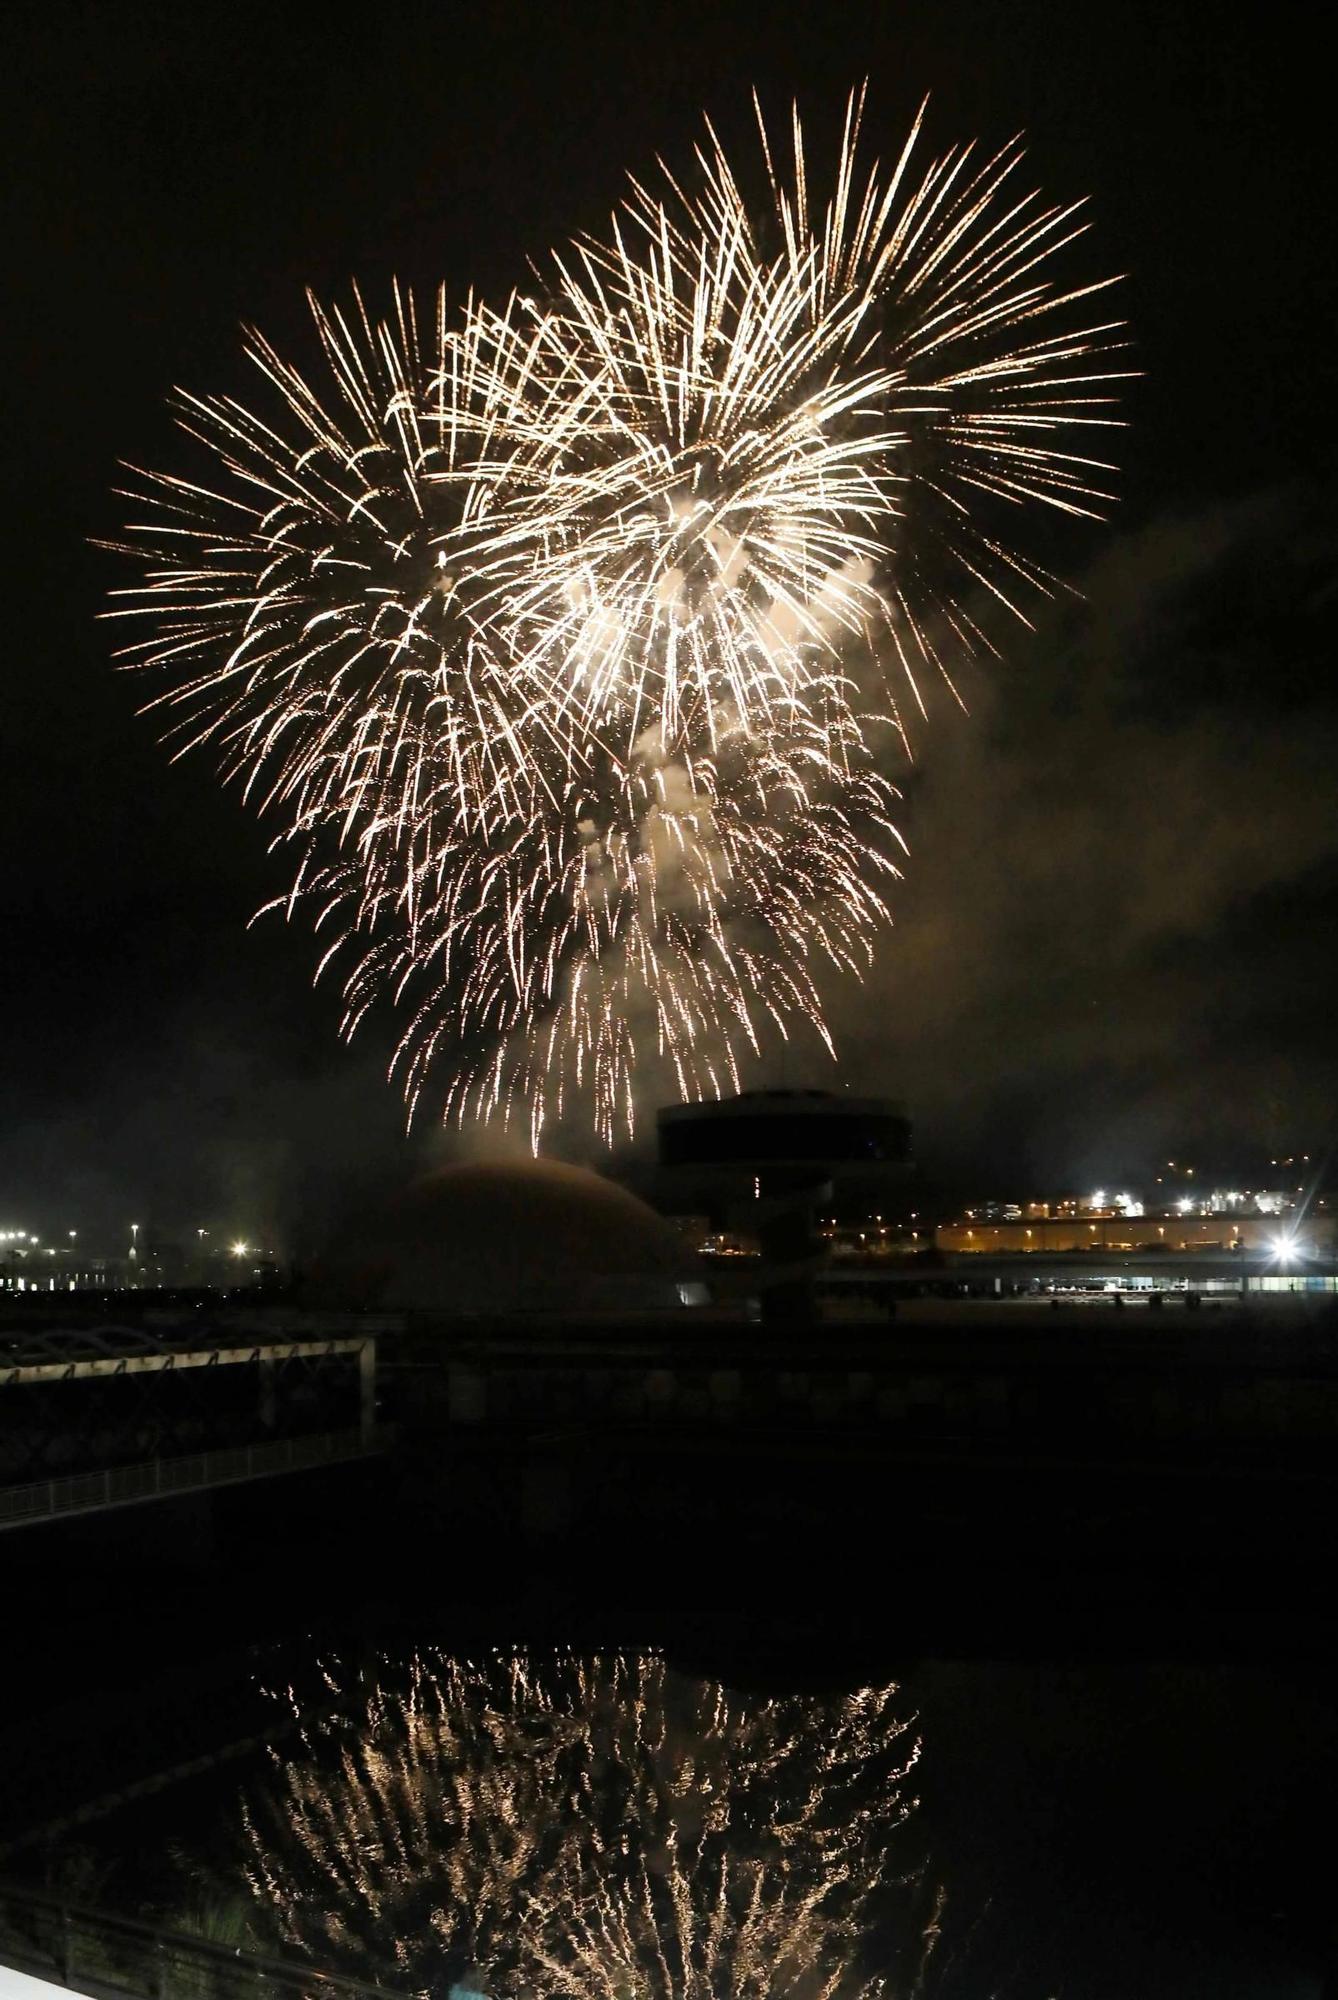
<box><xmin>231</xmin><ymin>1651</ymin><xmax>935</xmax><ymax>1999</ymax></box>
<box><xmin>18</xmin><ymin>1643</ymin><xmax>1332</xmax><ymax>1999</ymax></box>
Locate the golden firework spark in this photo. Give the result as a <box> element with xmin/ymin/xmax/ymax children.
<box><xmin>237</xmin><ymin>1651</ymin><xmax>925</xmax><ymax>2000</ymax></box>
<box><xmin>103</xmin><ymin>91</ymin><xmax>1125</xmax><ymax>1144</ymax></box>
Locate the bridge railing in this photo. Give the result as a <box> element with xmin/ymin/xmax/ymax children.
<box><xmin>0</xmin><ymin>1878</ymin><xmax>399</xmax><ymax>2000</ymax></box>
<box><xmin>0</xmin><ymin>1427</ymin><xmax>386</xmax><ymax>1532</ymax></box>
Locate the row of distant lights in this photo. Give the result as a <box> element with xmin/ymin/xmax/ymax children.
<box><xmin>1158</xmin><ymin>1156</ymin><xmax>1310</xmax><ymax>1193</ymax></box>
<box><xmin>1</xmin><ymin>1226</ymin><xmax>253</xmax><ymax>1257</ymax></box>
<box><xmin>960</xmin><ymin>1219</ymin><xmax>1302</xmax><ymax>1263</ymax></box>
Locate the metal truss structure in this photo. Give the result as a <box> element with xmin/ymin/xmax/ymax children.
<box><xmin>0</xmin><ymin>1309</ymin><xmax>388</xmax><ymax>1493</ymax></box>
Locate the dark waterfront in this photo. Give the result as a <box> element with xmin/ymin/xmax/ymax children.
<box><xmin>5</xmin><ymin>3</ymin><xmax>1335</xmax><ymax>1995</ymax></box>
<box><xmin>4</xmin><ymin>1360</ymin><xmax>1337</xmax><ymax>1999</ymax></box>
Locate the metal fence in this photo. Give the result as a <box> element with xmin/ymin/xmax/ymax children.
<box><xmin>0</xmin><ymin>1428</ymin><xmax>384</xmax><ymax>1532</ymax></box>
<box><xmin>0</xmin><ymin>1879</ymin><xmax>399</xmax><ymax>2000</ymax></box>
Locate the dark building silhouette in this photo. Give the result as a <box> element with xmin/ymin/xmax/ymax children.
<box><xmin>655</xmin><ymin>1090</ymin><xmax>911</xmax><ymax>1320</ymax></box>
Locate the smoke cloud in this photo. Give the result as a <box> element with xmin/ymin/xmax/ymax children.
<box><xmin>811</xmin><ymin>490</ymin><xmax>1338</xmax><ymax>1190</ymax></box>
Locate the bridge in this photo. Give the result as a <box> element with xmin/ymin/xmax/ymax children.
<box><xmin>0</xmin><ymin>1306</ymin><xmax>392</xmax><ymax>1532</ymax></box>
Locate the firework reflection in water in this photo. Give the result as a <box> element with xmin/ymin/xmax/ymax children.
<box><xmin>238</xmin><ymin>1651</ymin><xmax>931</xmax><ymax>1999</ymax></box>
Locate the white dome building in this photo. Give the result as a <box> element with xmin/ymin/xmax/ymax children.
<box><xmin>317</xmin><ymin>1158</ymin><xmax>696</xmax><ymax>1317</ymax></box>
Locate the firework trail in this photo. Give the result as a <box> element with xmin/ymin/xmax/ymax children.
<box><xmin>104</xmin><ymin>90</ymin><xmax>1125</xmax><ymax>1143</ymax></box>
<box><xmin>237</xmin><ymin>1650</ymin><xmax>926</xmax><ymax>2000</ymax></box>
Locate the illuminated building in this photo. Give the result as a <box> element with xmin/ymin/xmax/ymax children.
<box><xmin>936</xmin><ymin>1214</ymin><xmax>1335</xmax><ymax>1257</ymax></box>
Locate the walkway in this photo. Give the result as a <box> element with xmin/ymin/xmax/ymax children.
<box><xmin>0</xmin><ymin>1427</ymin><xmax>388</xmax><ymax>1532</ymax></box>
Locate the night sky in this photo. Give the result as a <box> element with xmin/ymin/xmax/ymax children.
<box><xmin>4</xmin><ymin>0</ymin><xmax>1334</xmax><ymax>1245</ymax></box>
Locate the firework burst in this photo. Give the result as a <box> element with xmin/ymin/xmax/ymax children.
<box><xmin>103</xmin><ymin>90</ymin><xmax>1124</xmax><ymax>1143</ymax></box>
<box><xmin>237</xmin><ymin>1651</ymin><xmax>925</xmax><ymax>2000</ymax></box>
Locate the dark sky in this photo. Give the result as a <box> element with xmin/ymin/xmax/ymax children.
<box><xmin>3</xmin><ymin>0</ymin><xmax>1334</xmax><ymax>1244</ymax></box>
